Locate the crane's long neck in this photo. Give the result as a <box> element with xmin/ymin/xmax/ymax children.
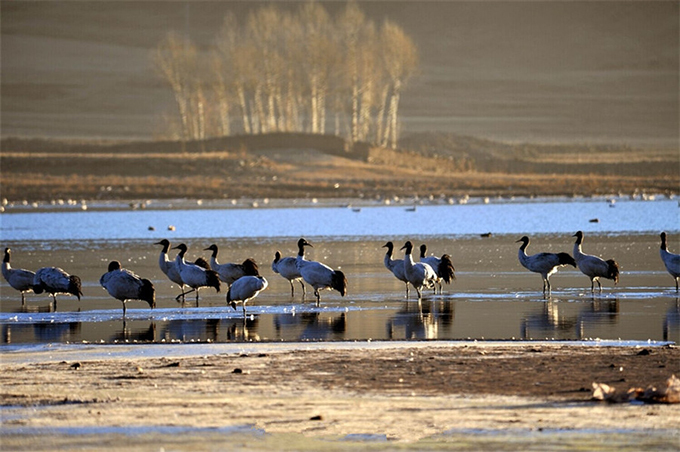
<box><xmin>404</xmin><ymin>250</ymin><xmax>415</xmax><ymax>269</ymax></box>
<box><xmin>2</xmin><ymin>251</ymin><xmax>10</xmax><ymax>273</ymax></box>
<box><xmin>660</xmin><ymin>235</ymin><xmax>668</xmax><ymax>251</ymax></box>
<box><xmin>175</xmin><ymin>249</ymin><xmax>186</xmax><ymax>268</ymax></box>
<box><xmin>209</xmin><ymin>249</ymin><xmax>219</xmax><ymax>267</ymax></box>
<box><xmin>1</xmin><ymin>254</ymin><xmax>10</xmax><ymax>277</ymax></box>
<box><xmin>384</xmin><ymin>248</ymin><xmax>393</xmax><ymax>268</ymax></box>
<box><xmin>573</xmin><ymin>239</ymin><xmax>584</xmax><ymax>259</ymax></box>
<box><xmin>518</xmin><ymin>240</ymin><xmax>529</xmax><ymax>257</ymax></box>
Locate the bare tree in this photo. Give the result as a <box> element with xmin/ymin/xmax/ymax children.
<box><xmin>153</xmin><ymin>31</ymin><xmax>204</xmax><ymax>140</ymax></box>
<box><xmin>380</xmin><ymin>20</ymin><xmax>419</xmax><ymax>149</ymax></box>
<box><xmin>155</xmin><ymin>2</ymin><xmax>418</xmax><ymax>147</ymax></box>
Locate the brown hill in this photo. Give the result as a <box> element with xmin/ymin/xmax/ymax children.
<box><xmin>1</xmin><ymin>133</ymin><xmax>676</xmax><ymax>203</ymax></box>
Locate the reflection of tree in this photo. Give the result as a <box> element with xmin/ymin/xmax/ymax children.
<box><xmin>154</xmin><ymin>2</ymin><xmax>418</xmax><ymax>147</ymax></box>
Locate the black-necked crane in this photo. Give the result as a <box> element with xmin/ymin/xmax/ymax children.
<box><xmin>2</xmin><ymin>248</ymin><xmax>35</xmax><ymax>304</ymax></box>
<box><xmin>272</xmin><ymin>250</ymin><xmax>305</xmax><ymax>297</ymax></box>
<box><xmin>295</xmin><ymin>238</ymin><xmax>347</xmax><ymax>306</ymax></box>
<box><xmin>516</xmin><ymin>236</ymin><xmax>576</xmax><ymax>296</ymax></box>
<box><xmin>100</xmin><ymin>261</ymin><xmax>155</xmax><ymax>316</ymax></box>
<box><xmin>660</xmin><ymin>232</ymin><xmax>680</xmax><ymax>292</ymax></box>
<box><xmin>173</xmin><ymin>243</ymin><xmax>221</xmax><ymax>304</ymax></box>
<box><xmin>419</xmin><ymin>244</ymin><xmax>456</xmax><ymax>294</ymax></box>
<box><xmin>156</xmin><ymin>239</ymin><xmax>210</xmax><ymax>303</ymax></box>
<box><xmin>204</xmin><ymin>244</ymin><xmax>259</xmax><ymax>288</ymax></box>
<box><xmin>32</xmin><ymin>266</ymin><xmax>82</xmax><ymax>310</ymax></box>
<box><xmin>382</xmin><ymin>241</ymin><xmax>409</xmax><ymax>297</ymax></box>
<box><xmin>227</xmin><ymin>274</ymin><xmax>268</xmax><ymax>316</ymax></box>
<box><xmin>400</xmin><ymin>241</ymin><xmax>437</xmax><ymax>299</ymax></box>
<box><xmin>572</xmin><ymin>231</ymin><xmax>619</xmax><ymax>293</ymax></box>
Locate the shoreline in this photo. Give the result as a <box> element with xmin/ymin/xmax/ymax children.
<box><xmin>2</xmin><ymin>339</ymin><xmax>676</xmax><ymax>365</ymax></box>
<box><xmin>1</xmin><ymin>341</ymin><xmax>678</xmax><ymax>449</ymax></box>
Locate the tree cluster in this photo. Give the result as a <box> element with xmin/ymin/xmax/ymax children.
<box><xmin>153</xmin><ymin>2</ymin><xmax>418</xmax><ymax>148</ymax></box>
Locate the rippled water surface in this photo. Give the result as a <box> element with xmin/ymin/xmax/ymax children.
<box><xmin>1</xmin><ymin>198</ymin><xmax>678</xmax><ymax>345</ymax></box>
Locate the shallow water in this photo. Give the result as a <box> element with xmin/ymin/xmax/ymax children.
<box><xmin>1</xmin><ymin>199</ymin><xmax>678</xmax><ymax>345</ymax></box>
<box><xmin>1</xmin><ymin>197</ymin><xmax>677</xmax><ymax>241</ymax></box>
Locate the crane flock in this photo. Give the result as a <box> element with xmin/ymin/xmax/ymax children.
<box><xmin>2</xmin><ymin>232</ymin><xmax>678</xmax><ymax>317</ymax></box>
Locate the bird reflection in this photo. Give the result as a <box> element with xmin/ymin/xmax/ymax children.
<box><xmin>520</xmin><ymin>298</ymin><xmax>619</xmax><ymax>340</ymax></box>
<box><xmin>576</xmin><ymin>298</ymin><xmax>619</xmax><ymax>340</ymax></box>
<box><xmin>663</xmin><ymin>298</ymin><xmax>679</xmax><ymax>342</ymax></box>
<box><xmin>160</xmin><ymin>318</ymin><xmax>221</xmax><ymax>342</ymax></box>
<box><xmin>112</xmin><ymin>320</ymin><xmax>157</xmax><ymax>343</ymax></box>
<box><xmin>274</xmin><ymin>312</ymin><xmax>346</xmax><ymax>341</ymax></box>
<box><xmin>387</xmin><ymin>298</ymin><xmax>455</xmax><ymax>340</ymax></box>
<box><xmin>225</xmin><ymin>315</ymin><xmax>260</xmax><ymax>342</ymax></box>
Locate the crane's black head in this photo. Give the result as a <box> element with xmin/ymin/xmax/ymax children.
<box><xmin>382</xmin><ymin>242</ymin><xmax>394</xmax><ymax>251</ymax></box>
<box><xmin>400</xmin><ymin>241</ymin><xmax>413</xmax><ymax>253</ymax></box>
<box><xmin>273</xmin><ymin>251</ymin><xmax>282</xmax><ymax>263</ymax></box>
<box><xmin>516</xmin><ymin>236</ymin><xmax>530</xmax><ymax>244</ymax></box>
<box><xmin>172</xmin><ymin>243</ymin><xmax>188</xmax><ymax>256</ymax></box>
<box><xmin>298</xmin><ymin>238</ymin><xmax>312</xmax><ymax>248</ymax></box>
<box><xmin>108</xmin><ymin>261</ymin><xmax>122</xmax><ymax>272</ymax></box>
<box><xmin>3</xmin><ymin>248</ymin><xmax>10</xmax><ymax>263</ymax></box>
<box><xmin>154</xmin><ymin>239</ymin><xmax>171</xmax><ymax>252</ymax></box>
<box><xmin>573</xmin><ymin>231</ymin><xmax>584</xmax><ymax>244</ymax></box>
<box><xmin>419</xmin><ymin>244</ymin><xmax>428</xmax><ymax>258</ymax></box>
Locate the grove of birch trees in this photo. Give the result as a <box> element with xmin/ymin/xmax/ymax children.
<box><xmin>153</xmin><ymin>2</ymin><xmax>418</xmax><ymax>148</ymax></box>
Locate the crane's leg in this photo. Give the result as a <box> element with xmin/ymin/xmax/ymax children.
<box><xmin>300</xmin><ymin>281</ymin><xmax>306</xmax><ymax>297</ymax></box>
<box><xmin>122</xmin><ymin>301</ymin><xmax>127</xmax><ymax>318</ymax></box>
<box><xmin>675</xmin><ymin>277</ymin><xmax>678</xmax><ymax>292</ymax></box>
<box><xmin>21</xmin><ymin>292</ymin><xmax>26</xmax><ymax>306</ymax></box>
<box><xmin>176</xmin><ymin>287</ymin><xmax>196</xmax><ymax>302</ymax></box>
<box><xmin>289</xmin><ymin>281</ymin><xmax>295</xmax><ymax>297</ymax></box>
<box><xmin>53</xmin><ymin>294</ymin><xmax>58</xmax><ymax>311</ymax></box>
<box><xmin>590</xmin><ymin>279</ymin><xmax>595</xmax><ymax>294</ymax></box>
<box><xmin>314</xmin><ymin>289</ymin><xmax>320</xmax><ymax>307</ymax></box>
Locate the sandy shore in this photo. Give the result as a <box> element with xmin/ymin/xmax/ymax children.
<box><xmin>1</xmin><ymin>341</ymin><xmax>679</xmax><ymax>450</ymax></box>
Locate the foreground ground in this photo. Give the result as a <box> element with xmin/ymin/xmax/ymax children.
<box><xmin>1</xmin><ymin>342</ymin><xmax>679</xmax><ymax>450</ymax></box>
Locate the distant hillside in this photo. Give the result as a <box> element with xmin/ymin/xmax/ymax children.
<box><xmin>1</xmin><ymin>133</ymin><xmax>677</xmax><ymax>202</ymax></box>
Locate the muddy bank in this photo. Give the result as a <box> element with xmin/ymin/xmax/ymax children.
<box><xmin>1</xmin><ymin>342</ymin><xmax>679</xmax><ymax>449</ymax></box>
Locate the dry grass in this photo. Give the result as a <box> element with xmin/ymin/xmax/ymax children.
<box><xmin>1</xmin><ymin>134</ymin><xmax>677</xmax><ymax>202</ymax></box>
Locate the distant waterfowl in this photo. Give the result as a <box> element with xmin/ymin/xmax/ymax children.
<box><xmin>573</xmin><ymin>231</ymin><xmax>620</xmax><ymax>293</ymax></box>
<box><xmin>173</xmin><ymin>243</ymin><xmax>221</xmax><ymax>303</ymax></box>
<box><xmin>2</xmin><ymin>248</ymin><xmax>35</xmax><ymax>304</ymax></box>
<box><xmin>419</xmin><ymin>244</ymin><xmax>456</xmax><ymax>294</ymax></box>
<box><xmin>659</xmin><ymin>232</ymin><xmax>680</xmax><ymax>292</ymax></box>
<box><xmin>100</xmin><ymin>261</ymin><xmax>155</xmax><ymax>316</ymax></box>
<box><xmin>400</xmin><ymin>241</ymin><xmax>437</xmax><ymax>299</ymax></box>
<box><xmin>516</xmin><ymin>236</ymin><xmax>576</xmax><ymax>296</ymax></box>
<box><xmin>295</xmin><ymin>238</ymin><xmax>347</xmax><ymax>305</ymax></box>
<box><xmin>227</xmin><ymin>275</ymin><xmax>268</xmax><ymax>315</ymax></box>
<box><xmin>382</xmin><ymin>242</ymin><xmax>409</xmax><ymax>297</ymax></box>
<box><xmin>272</xmin><ymin>250</ymin><xmax>305</xmax><ymax>297</ymax></box>
<box><xmin>204</xmin><ymin>244</ymin><xmax>259</xmax><ymax>288</ymax></box>
<box><xmin>32</xmin><ymin>266</ymin><xmax>82</xmax><ymax>310</ymax></box>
